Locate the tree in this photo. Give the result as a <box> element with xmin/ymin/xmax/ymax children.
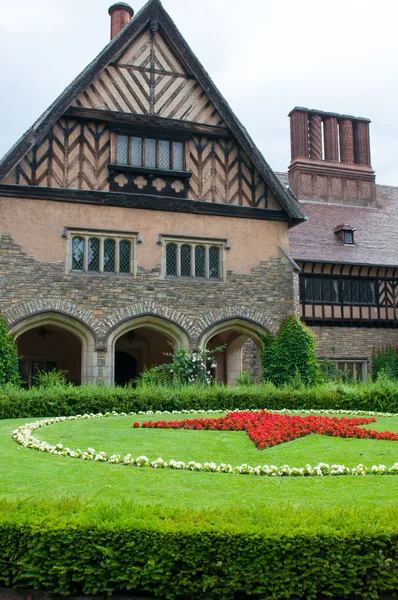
<box><xmin>261</xmin><ymin>315</ymin><xmax>322</xmax><ymax>386</ymax></box>
<box><xmin>0</xmin><ymin>312</ymin><xmax>20</xmax><ymax>385</ymax></box>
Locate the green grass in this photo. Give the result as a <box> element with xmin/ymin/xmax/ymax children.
<box><xmin>1</xmin><ymin>412</ymin><xmax>398</xmax><ymax>516</ymax></box>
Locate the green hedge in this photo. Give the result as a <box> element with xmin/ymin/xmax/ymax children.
<box><xmin>0</xmin><ymin>502</ymin><xmax>397</xmax><ymax>599</ymax></box>
<box><xmin>1</xmin><ymin>379</ymin><xmax>398</xmax><ymax>420</ymax></box>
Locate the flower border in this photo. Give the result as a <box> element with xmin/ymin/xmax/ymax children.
<box><xmin>11</xmin><ymin>408</ymin><xmax>398</xmax><ymax>478</ymax></box>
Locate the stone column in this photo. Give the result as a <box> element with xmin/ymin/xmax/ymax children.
<box><xmin>339</xmin><ymin>119</ymin><xmax>355</xmax><ymax>163</ymax></box>
<box><xmin>309</xmin><ymin>114</ymin><xmax>323</xmax><ymax>160</ymax></box>
<box><xmin>354</xmin><ymin>121</ymin><xmax>371</xmax><ymax>165</ymax></box>
<box><xmin>290</xmin><ymin>110</ymin><xmax>309</xmax><ymax>160</ymax></box>
<box><xmin>324</xmin><ymin>117</ymin><xmax>339</xmax><ymax>161</ymax></box>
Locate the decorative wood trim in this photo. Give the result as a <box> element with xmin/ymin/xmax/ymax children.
<box><xmin>109</xmin><ymin>163</ymin><xmax>191</xmax><ymax>179</ymax></box>
<box><xmin>65</xmin><ymin>107</ymin><xmax>232</xmax><ymax>139</ymax></box>
<box><xmin>0</xmin><ymin>184</ymin><xmax>290</xmax><ymax>222</ymax></box>
<box><xmin>303</xmin><ymin>319</ymin><xmax>398</xmax><ymax>329</ymax></box>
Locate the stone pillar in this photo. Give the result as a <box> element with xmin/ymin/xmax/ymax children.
<box><xmin>309</xmin><ymin>114</ymin><xmax>322</xmax><ymax>160</ymax></box>
<box><xmin>290</xmin><ymin>110</ymin><xmax>309</xmax><ymax>161</ymax></box>
<box><xmin>354</xmin><ymin>121</ymin><xmax>371</xmax><ymax>165</ymax></box>
<box><xmin>339</xmin><ymin>119</ymin><xmax>355</xmax><ymax>163</ymax></box>
<box><xmin>226</xmin><ymin>335</ymin><xmax>247</xmax><ymax>386</ymax></box>
<box><xmin>324</xmin><ymin>117</ymin><xmax>339</xmax><ymax>161</ymax></box>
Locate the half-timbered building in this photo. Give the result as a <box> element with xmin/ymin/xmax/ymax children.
<box><xmin>0</xmin><ymin>1</ymin><xmax>304</xmax><ymax>386</ymax></box>
<box><xmin>285</xmin><ymin>107</ymin><xmax>398</xmax><ymax>379</ymax></box>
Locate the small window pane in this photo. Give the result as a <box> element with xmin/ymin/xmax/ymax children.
<box><xmin>88</xmin><ymin>238</ymin><xmax>100</xmax><ymax>272</ymax></box>
<box><xmin>173</xmin><ymin>142</ymin><xmax>184</xmax><ymax>170</ymax></box>
<box><xmin>131</xmin><ymin>137</ymin><xmax>142</xmax><ymax>167</ymax></box>
<box><xmin>209</xmin><ymin>247</ymin><xmax>220</xmax><ymax>279</ymax></box>
<box><xmin>159</xmin><ymin>140</ymin><xmax>170</xmax><ymax>169</ymax></box>
<box><xmin>166</xmin><ymin>244</ymin><xmax>177</xmax><ymax>276</ymax></box>
<box><xmin>72</xmin><ymin>237</ymin><xmax>84</xmax><ymax>271</ymax></box>
<box><xmin>119</xmin><ymin>240</ymin><xmax>131</xmax><ymax>274</ymax></box>
<box><xmin>104</xmin><ymin>239</ymin><xmax>116</xmax><ymax>272</ymax></box>
<box><xmin>181</xmin><ymin>245</ymin><xmax>192</xmax><ymax>277</ymax></box>
<box><xmin>145</xmin><ymin>139</ymin><xmax>156</xmax><ymax>168</ymax></box>
<box><xmin>117</xmin><ymin>136</ymin><xmax>128</xmax><ymax>164</ymax></box>
<box><xmin>195</xmin><ymin>246</ymin><xmax>205</xmax><ymax>278</ymax></box>
<box><xmin>344</xmin><ymin>231</ymin><xmax>354</xmax><ymax>244</ymax></box>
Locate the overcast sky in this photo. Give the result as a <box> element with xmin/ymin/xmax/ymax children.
<box><xmin>0</xmin><ymin>0</ymin><xmax>397</xmax><ymax>184</ymax></box>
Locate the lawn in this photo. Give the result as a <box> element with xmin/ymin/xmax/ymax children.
<box><xmin>2</xmin><ymin>411</ymin><xmax>398</xmax><ymax>514</ymax></box>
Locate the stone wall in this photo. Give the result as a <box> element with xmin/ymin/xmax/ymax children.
<box><xmin>312</xmin><ymin>326</ymin><xmax>398</xmax><ymax>362</ymax></box>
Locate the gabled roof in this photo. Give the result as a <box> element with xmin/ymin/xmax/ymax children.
<box><xmin>0</xmin><ymin>0</ymin><xmax>304</xmax><ymax>223</ymax></box>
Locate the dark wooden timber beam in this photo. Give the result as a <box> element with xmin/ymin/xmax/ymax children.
<box><xmin>64</xmin><ymin>107</ymin><xmax>232</xmax><ymax>139</ymax></box>
<box><xmin>0</xmin><ymin>184</ymin><xmax>289</xmax><ymax>222</ymax></box>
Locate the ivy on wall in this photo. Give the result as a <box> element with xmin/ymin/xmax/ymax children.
<box><xmin>261</xmin><ymin>315</ymin><xmax>322</xmax><ymax>386</ymax></box>
<box><xmin>0</xmin><ymin>312</ymin><xmax>19</xmax><ymax>385</ymax></box>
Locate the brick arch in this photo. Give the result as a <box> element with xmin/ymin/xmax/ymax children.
<box><xmin>196</xmin><ymin>307</ymin><xmax>278</xmax><ymax>342</ymax></box>
<box><xmin>2</xmin><ymin>300</ymin><xmax>106</xmax><ymax>338</ymax></box>
<box><xmin>104</xmin><ymin>302</ymin><xmax>195</xmax><ymax>340</ymax></box>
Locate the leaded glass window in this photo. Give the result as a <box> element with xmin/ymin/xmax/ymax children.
<box><xmin>131</xmin><ymin>137</ymin><xmax>142</xmax><ymax>167</ymax></box>
<box><xmin>164</xmin><ymin>240</ymin><xmax>224</xmax><ymax>280</ymax></box>
<box><xmin>172</xmin><ymin>142</ymin><xmax>184</xmax><ymax>170</ymax></box>
<box><xmin>116</xmin><ymin>135</ymin><xmax>185</xmax><ymax>171</ymax></box>
<box><xmin>103</xmin><ymin>239</ymin><xmax>116</xmax><ymax>273</ymax></box>
<box><xmin>304</xmin><ymin>278</ymin><xmax>338</xmax><ymax>303</ymax></box>
<box><xmin>72</xmin><ymin>237</ymin><xmax>84</xmax><ymax>271</ymax></box>
<box><xmin>209</xmin><ymin>247</ymin><xmax>220</xmax><ymax>279</ymax></box>
<box><xmin>88</xmin><ymin>238</ymin><xmax>100</xmax><ymax>272</ymax></box>
<box><xmin>166</xmin><ymin>244</ymin><xmax>178</xmax><ymax>276</ymax></box>
<box><xmin>342</xmin><ymin>280</ymin><xmax>375</xmax><ymax>305</ymax></box>
<box><xmin>181</xmin><ymin>245</ymin><xmax>192</xmax><ymax>277</ymax></box>
<box><xmin>145</xmin><ymin>139</ymin><xmax>156</xmax><ymax>168</ymax></box>
<box><xmin>117</xmin><ymin>136</ymin><xmax>128</xmax><ymax>165</ymax></box>
<box><xmin>119</xmin><ymin>240</ymin><xmax>131</xmax><ymax>274</ymax></box>
<box><xmin>195</xmin><ymin>246</ymin><xmax>205</xmax><ymax>278</ymax></box>
<box><xmin>159</xmin><ymin>140</ymin><xmax>170</xmax><ymax>170</ymax></box>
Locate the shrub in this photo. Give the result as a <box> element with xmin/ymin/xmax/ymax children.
<box><xmin>1</xmin><ymin>379</ymin><xmax>398</xmax><ymax>420</ymax></box>
<box><xmin>0</xmin><ymin>502</ymin><xmax>397</xmax><ymax>599</ymax></box>
<box><xmin>158</xmin><ymin>346</ymin><xmax>221</xmax><ymax>385</ymax></box>
<box><xmin>33</xmin><ymin>368</ymin><xmax>69</xmax><ymax>388</ymax></box>
<box><xmin>261</xmin><ymin>315</ymin><xmax>323</xmax><ymax>386</ymax></box>
<box><xmin>0</xmin><ymin>313</ymin><xmax>19</xmax><ymax>386</ymax></box>
<box><xmin>372</xmin><ymin>345</ymin><xmax>398</xmax><ymax>381</ymax></box>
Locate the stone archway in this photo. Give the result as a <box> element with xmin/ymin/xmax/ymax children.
<box><xmin>9</xmin><ymin>312</ymin><xmax>98</xmax><ymax>385</ymax></box>
<box><xmin>200</xmin><ymin>318</ymin><xmax>266</xmax><ymax>385</ymax></box>
<box><xmin>104</xmin><ymin>314</ymin><xmax>190</xmax><ymax>386</ymax></box>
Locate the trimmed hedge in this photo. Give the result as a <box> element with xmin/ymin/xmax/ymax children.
<box><xmin>0</xmin><ymin>502</ymin><xmax>397</xmax><ymax>599</ymax></box>
<box><xmin>1</xmin><ymin>380</ymin><xmax>398</xmax><ymax>420</ymax></box>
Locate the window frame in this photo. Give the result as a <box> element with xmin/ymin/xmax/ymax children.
<box><xmin>303</xmin><ymin>275</ymin><xmax>378</xmax><ymax>306</ymax></box>
<box><xmin>159</xmin><ymin>234</ymin><xmax>229</xmax><ymax>282</ymax></box>
<box><xmin>115</xmin><ymin>134</ymin><xmax>186</xmax><ymax>172</ymax></box>
<box><xmin>65</xmin><ymin>227</ymin><xmax>139</xmax><ymax>276</ymax></box>
<box><xmin>321</xmin><ymin>358</ymin><xmax>368</xmax><ymax>382</ymax></box>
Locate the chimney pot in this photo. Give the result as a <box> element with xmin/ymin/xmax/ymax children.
<box><xmin>108</xmin><ymin>3</ymin><xmax>134</xmax><ymax>40</ymax></box>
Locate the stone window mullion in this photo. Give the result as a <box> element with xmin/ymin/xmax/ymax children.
<box><xmin>99</xmin><ymin>238</ymin><xmax>104</xmax><ymax>273</ymax></box>
<box><xmin>205</xmin><ymin>247</ymin><xmax>210</xmax><ymax>279</ymax></box>
<box><xmin>83</xmin><ymin>236</ymin><xmax>89</xmax><ymax>272</ymax></box>
<box><xmin>115</xmin><ymin>239</ymin><xmax>120</xmax><ymax>273</ymax></box>
<box><xmin>177</xmin><ymin>244</ymin><xmax>181</xmax><ymax>277</ymax></box>
<box><xmin>191</xmin><ymin>244</ymin><xmax>195</xmax><ymax>277</ymax></box>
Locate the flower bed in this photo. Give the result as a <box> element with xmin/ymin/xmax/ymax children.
<box><xmin>138</xmin><ymin>411</ymin><xmax>398</xmax><ymax>449</ymax></box>
<box><xmin>12</xmin><ymin>409</ymin><xmax>398</xmax><ymax>477</ymax></box>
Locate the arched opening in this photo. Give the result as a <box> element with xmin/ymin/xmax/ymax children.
<box><xmin>106</xmin><ymin>315</ymin><xmax>190</xmax><ymax>386</ymax></box>
<box><xmin>17</xmin><ymin>325</ymin><xmax>82</xmax><ymax>387</ymax></box>
<box><xmin>200</xmin><ymin>319</ymin><xmax>266</xmax><ymax>386</ymax></box>
<box><xmin>10</xmin><ymin>312</ymin><xmax>98</xmax><ymax>386</ymax></box>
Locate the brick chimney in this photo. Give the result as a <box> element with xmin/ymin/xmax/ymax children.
<box><xmin>288</xmin><ymin>107</ymin><xmax>376</xmax><ymax>207</ymax></box>
<box><xmin>108</xmin><ymin>3</ymin><xmax>134</xmax><ymax>40</ymax></box>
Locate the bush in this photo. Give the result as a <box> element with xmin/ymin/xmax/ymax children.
<box><xmin>0</xmin><ymin>313</ymin><xmax>19</xmax><ymax>386</ymax></box>
<box><xmin>33</xmin><ymin>368</ymin><xmax>69</xmax><ymax>388</ymax></box>
<box><xmin>261</xmin><ymin>315</ymin><xmax>323</xmax><ymax>386</ymax></box>
<box><xmin>0</xmin><ymin>501</ymin><xmax>397</xmax><ymax>599</ymax></box>
<box><xmin>1</xmin><ymin>378</ymin><xmax>398</xmax><ymax>420</ymax></box>
<box><xmin>372</xmin><ymin>345</ymin><xmax>398</xmax><ymax>381</ymax></box>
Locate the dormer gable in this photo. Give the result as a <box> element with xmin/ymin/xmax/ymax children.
<box><xmin>0</xmin><ymin>0</ymin><xmax>305</xmax><ymax>224</ymax></box>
